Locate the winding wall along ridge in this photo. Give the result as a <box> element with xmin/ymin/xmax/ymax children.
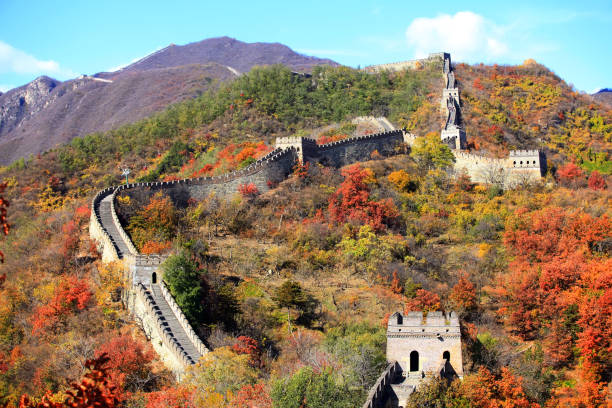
<box><xmin>90</xmin><ymin>51</ymin><xmax>546</xmax><ymax>379</ymax></box>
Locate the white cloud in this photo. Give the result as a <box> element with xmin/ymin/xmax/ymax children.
<box><xmin>0</xmin><ymin>41</ymin><xmax>75</xmax><ymax>78</ymax></box>
<box><xmin>406</xmin><ymin>11</ymin><xmax>509</xmax><ymax>62</ymax></box>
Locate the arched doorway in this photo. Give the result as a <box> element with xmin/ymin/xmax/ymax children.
<box><xmin>410</xmin><ymin>351</ymin><xmax>419</xmax><ymax>372</ymax></box>
<box><xmin>151</xmin><ymin>272</ymin><xmax>157</xmax><ymax>284</ymax></box>
<box><xmin>443</xmin><ymin>351</ymin><xmax>450</xmax><ymax>361</ymax></box>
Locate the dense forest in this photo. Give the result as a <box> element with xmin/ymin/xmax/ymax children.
<box><xmin>0</xmin><ymin>60</ymin><xmax>610</xmax><ymax>408</ymax></box>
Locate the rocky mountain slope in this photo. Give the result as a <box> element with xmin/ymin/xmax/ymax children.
<box><xmin>0</xmin><ymin>37</ymin><xmax>338</xmax><ymax>166</ymax></box>
<box><xmin>592</xmin><ymin>88</ymin><xmax>612</xmax><ymax>107</ymax></box>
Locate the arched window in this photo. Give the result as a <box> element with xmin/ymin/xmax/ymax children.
<box><xmin>152</xmin><ymin>272</ymin><xmax>157</xmax><ymax>284</ymax></box>
<box><xmin>443</xmin><ymin>351</ymin><xmax>450</xmax><ymax>360</ymax></box>
<box><xmin>410</xmin><ymin>351</ymin><xmax>419</xmax><ymax>372</ymax></box>
<box><xmin>396</xmin><ymin>314</ymin><xmax>403</xmax><ymax>325</ymax></box>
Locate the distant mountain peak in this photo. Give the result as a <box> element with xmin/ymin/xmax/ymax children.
<box><xmin>118</xmin><ymin>37</ymin><xmax>338</xmax><ymax>74</ymax></box>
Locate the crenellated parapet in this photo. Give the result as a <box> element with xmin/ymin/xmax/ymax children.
<box><xmin>362</xmin><ymin>361</ymin><xmax>402</xmax><ymax>408</ymax></box>
<box><xmin>133</xmin><ymin>283</ymin><xmax>198</xmax><ymax>370</ymax></box>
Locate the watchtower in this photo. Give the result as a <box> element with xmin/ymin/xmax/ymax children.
<box><xmin>274</xmin><ymin>136</ymin><xmax>318</xmax><ymax>163</ymax></box>
<box><xmin>386</xmin><ymin>311</ymin><xmax>463</xmax><ymax>380</ymax></box>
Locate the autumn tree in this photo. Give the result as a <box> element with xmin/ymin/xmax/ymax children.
<box><xmin>450</xmin><ymin>274</ymin><xmax>477</xmax><ymax>316</ymax></box>
<box><xmin>31</xmin><ymin>277</ymin><xmax>93</xmax><ymax>336</ymax></box>
<box><xmin>405</xmin><ymin>289</ymin><xmax>441</xmax><ymax>313</ymax></box>
<box><xmin>409</xmin><ymin>132</ymin><xmax>455</xmax><ymax>170</ymax></box>
<box><xmin>16</xmin><ymin>354</ymin><xmax>119</xmax><ymax>408</ymax></box>
<box><xmin>230</xmin><ymin>383</ymin><xmax>272</xmax><ymax>408</ymax></box>
<box><xmin>126</xmin><ymin>192</ymin><xmax>177</xmax><ymax>252</ymax></box>
<box><xmin>94</xmin><ymin>333</ymin><xmax>156</xmax><ymax>396</ymax></box>
<box><xmin>328</xmin><ymin>164</ymin><xmax>398</xmax><ymax>231</ymax></box>
<box><xmin>556</xmin><ymin>162</ymin><xmax>585</xmax><ymax>188</ymax></box>
<box><xmin>587</xmin><ymin>170</ymin><xmax>606</xmax><ymax>190</ymax></box>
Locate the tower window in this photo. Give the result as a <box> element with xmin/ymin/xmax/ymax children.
<box><xmin>152</xmin><ymin>272</ymin><xmax>157</xmax><ymax>284</ymax></box>
<box><xmin>410</xmin><ymin>351</ymin><xmax>419</xmax><ymax>372</ymax></box>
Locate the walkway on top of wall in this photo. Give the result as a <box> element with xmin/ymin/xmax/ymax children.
<box><xmin>99</xmin><ymin>194</ymin><xmax>131</xmax><ymax>259</ymax></box>
<box><xmin>148</xmin><ymin>284</ymin><xmax>202</xmax><ymax>363</ymax></box>
<box><xmin>95</xmin><ymin>191</ymin><xmax>206</xmax><ymax>368</ymax></box>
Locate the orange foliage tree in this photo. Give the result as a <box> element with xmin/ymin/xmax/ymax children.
<box><xmin>495</xmin><ymin>206</ymin><xmax>611</xmax><ymax>403</ymax></box>
<box><xmin>450</xmin><ymin>274</ymin><xmax>477</xmax><ymax>314</ymax></box>
<box><xmin>405</xmin><ymin>289</ymin><xmax>441</xmax><ymax>313</ymax></box>
<box><xmin>328</xmin><ymin>164</ymin><xmax>398</xmax><ymax>231</ymax></box>
<box><xmin>31</xmin><ymin>277</ymin><xmax>93</xmax><ymax>336</ymax></box>
<box><xmin>452</xmin><ymin>367</ymin><xmax>540</xmax><ymax>408</ymax></box>
<box><xmin>229</xmin><ymin>383</ymin><xmax>271</xmax><ymax>408</ymax></box>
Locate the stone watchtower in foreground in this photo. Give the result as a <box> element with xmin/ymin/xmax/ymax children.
<box><xmin>387</xmin><ymin>311</ymin><xmax>463</xmax><ymax>379</ymax></box>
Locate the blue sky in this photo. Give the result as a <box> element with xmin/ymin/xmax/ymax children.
<box><xmin>1</xmin><ymin>0</ymin><xmax>611</xmax><ymax>93</ymax></box>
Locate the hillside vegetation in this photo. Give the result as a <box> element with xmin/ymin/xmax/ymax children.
<box><xmin>0</xmin><ymin>60</ymin><xmax>610</xmax><ymax>408</ymax></box>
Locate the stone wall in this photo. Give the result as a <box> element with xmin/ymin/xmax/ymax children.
<box><xmin>453</xmin><ymin>150</ymin><xmax>544</xmax><ymax>186</ymax></box>
<box><xmin>314</xmin><ymin>130</ymin><xmax>406</xmax><ymax>167</ymax></box>
<box><xmin>362</xmin><ymin>361</ymin><xmax>401</xmax><ymax>408</ymax></box>
<box><xmin>117</xmin><ymin>147</ymin><xmax>297</xmax><ymax>209</ymax></box>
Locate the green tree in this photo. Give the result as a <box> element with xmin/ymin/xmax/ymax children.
<box><xmin>273</xmin><ymin>281</ymin><xmax>318</xmax><ymax>326</ymax></box>
<box><xmin>410</xmin><ymin>132</ymin><xmax>455</xmax><ymax>170</ymax></box>
<box><xmin>323</xmin><ymin>323</ymin><xmax>387</xmax><ymax>392</ymax></box>
<box><xmin>161</xmin><ymin>253</ymin><xmax>204</xmax><ymax>324</ymax></box>
<box><xmin>271</xmin><ymin>367</ymin><xmax>356</xmax><ymax>408</ymax></box>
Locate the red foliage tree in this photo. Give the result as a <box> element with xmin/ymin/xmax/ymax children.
<box><xmin>556</xmin><ymin>162</ymin><xmax>585</xmax><ymax>188</ymax></box>
<box><xmin>587</xmin><ymin>170</ymin><xmax>606</xmax><ymax>190</ymax></box>
<box><xmin>238</xmin><ymin>183</ymin><xmax>260</xmax><ymax>199</ymax></box>
<box><xmin>31</xmin><ymin>277</ymin><xmax>93</xmax><ymax>336</ymax></box>
<box><xmin>16</xmin><ymin>354</ymin><xmax>119</xmax><ymax>408</ymax></box>
<box><xmin>495</xmin><ymin>206</ymin><xmax>611</xmax><ymax>401</ymax></box>
<box><xmin>94</xmin><ymin>334</ymin><xmax>156</xmax><ymax>397</ymax></box>
<box><xmin>328</xmin><ymin>164</ymin><xmax>398</xmax><ymax>231</ymax></box>
<box><xmin>232</xmin><ymin>336</ymin><xmax>262</xmax><ymax>368</ymax></box>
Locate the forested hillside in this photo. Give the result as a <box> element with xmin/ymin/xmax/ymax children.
<box><xmin>0</xmin><ymin>60</ymin><xmax>610</xmax><ymax>408</ymax></box>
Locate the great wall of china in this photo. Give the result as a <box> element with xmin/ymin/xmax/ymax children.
<box><xmin>89</xmin><ymin>53</ymin><xmax>547</xmax><ymax>382</ymax></box>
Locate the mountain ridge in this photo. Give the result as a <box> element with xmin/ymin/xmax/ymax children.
<box><xmin>0</xmin><ymin>37</ymin><xmax>338</xmax><ymax>165</ymax></box>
